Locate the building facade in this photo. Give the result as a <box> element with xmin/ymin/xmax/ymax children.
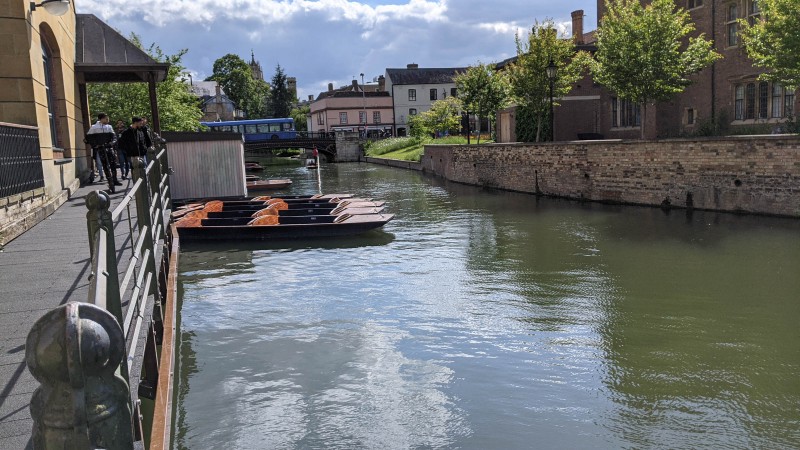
<box><xmin>309</xmin><ymin>80</ymin><xmax>394</xmax><ymax>136</ymax></box>
<box><xmin>0</xmin><ymin>1</ymin><xmax>167</xmax><ymax>245</ymax></box>
<box><xmin>500</xmin><ymin>2</ymin><xmax>799</xmax><ymax>142</ymax></box>
<box><xmin>384</xmin><ymin>64</ymin><xmax>466</xmax><ymax>136</ymax></box>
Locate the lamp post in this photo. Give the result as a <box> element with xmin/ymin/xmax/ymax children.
<box><xmin>546</xmin><ymin>59</ymin><xmax>557</xmax><ymax>142</ymax></box>
<box><xmin>360</xmin><ymin>73</ymin><xmax>366</xmax><ymax>137</ymax></box>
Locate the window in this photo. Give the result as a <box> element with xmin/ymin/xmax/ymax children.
<box><xmin>430</xmin><ymin>89</ymin><xmax>438</xmax><ymax>101</ymax></box>
<box><xmin>317</xmin><ymin>113</ymin><xmax>324</xmax><ymax>125</ymax></box>
<box><xmin>451</xmin><ymin>88</ymin><xmax>457</xmax><ymax>98</ymax></box>
<box><xmin>786</xmin><ymin>89</ymin><xmax>796</xmax><ymax>117</ymax></box>
<box><xmin>359</xmin><ymin>111</ymin><xmax>367</xmax><ymax>124</ymax></box>
<box><xmin>735</xmin><ymin>85</ymin><xmax>745</xmax><ymax>120</ymax></box>
<box><xmin>771</xmin><ymin>83</ymin><xmax>783</xmax><ymax>118</ymax></box>
<box><xmin>339</xmin><ymin>112</ymin><xmax>348</xmax><ymax>124</ymax></box>
<box><xmin>687</xmin><ymin>108</ymin><xmax>695</xmax><ymax>125</ymax></box>
<box><xmin>42</xmin><ymin>43</ymin><xmax>59</xmax><ymax>148</ymax></box>
<box><xmin>727</xmin><ymin>4</ymin><xmax>738</xmax><ymax>46</ymax></box>
<box><xmin>745</xmin><ymin>83</ymin><xmax>756</xmax><ymax>119</ymax></box>
<box><xmin>409</xmin><ymin>108</ymin><xmax>417</xmax><ymax>116</ymax></box>
<box><xmin>245</xmin><ymin>124</ymin><xmax>257</xmax><ymax>134</ymax></box>
<box><xmin>758</xmin><ymin>82</ymin><xmax>769</xmax><ymax>119</ymax></box>
<box><xmin>408</xmin><ymin>89</ymin><xmax>416</xmax><ymax>101</ymax></box>
<box><xmin>748</xmin><ymin>0</ymin><xmax>760</xmax><ymax>24</ymax></box>
<box><xmin>611</xmin><ymin>97</ymin><xmax>640</xmax><ymax>127</ymax></box>
<box><xmin>373</xmin><ymin>111</ymin><xmax>381</xmax><ymax>123</ymax></box>
<box><xmin>688</xmin><ymin>0</ymin><xmax>702</xmax><ymax>8</ymax></box>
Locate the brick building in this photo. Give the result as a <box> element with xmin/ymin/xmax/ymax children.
<box><xmin>309</xmin><ymin>79</ymin><xmax>394</xmax><ymax>136</ymax></box>
<box><xmin>500</xmin><ymin>1</ymin><xmax>799</xmax><ymax>142</ymax></box>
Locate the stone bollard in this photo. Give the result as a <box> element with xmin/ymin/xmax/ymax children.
<box><xmin>26</xmin><ymin>302</ymin><xmax>134</xmax><ymax>449</ymax></box>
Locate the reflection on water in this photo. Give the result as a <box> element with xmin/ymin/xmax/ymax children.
<box><xmin>175</xmin><ymin>159</ymin><xmax>800</xmax><ymax>449</ymax></box>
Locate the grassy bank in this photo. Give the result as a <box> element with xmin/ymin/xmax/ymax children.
<box><xmin>364</xmin><ymin>136</ymin><xmax>492</xmax><ymax>161</ymax></box>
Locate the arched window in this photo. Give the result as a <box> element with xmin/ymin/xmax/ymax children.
<box><xmin>42</xmin><ymin>41</ymin><xmax>59</xmax><ymax>149</ymax></box>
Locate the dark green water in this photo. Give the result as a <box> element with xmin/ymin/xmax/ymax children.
<box><xmin>174</xmin><ymin>160</ymin><xmax>800</xmax><ymax>449</ymax></box>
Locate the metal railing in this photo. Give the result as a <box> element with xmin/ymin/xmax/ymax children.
<box><xmin>0</xmin><ymin>122</ymin><xmax>45</xmax><ymax>198</ymax></box>
<box><xmin>26</xmin><ymin>144</ymin><xmax>175</xmax><ymax>449</ymax></box>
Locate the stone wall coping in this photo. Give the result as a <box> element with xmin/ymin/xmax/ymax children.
<box><xmin>429</xmin><ymin>134</ymin><xmax>800</xmax><ymax>148</ymax></box>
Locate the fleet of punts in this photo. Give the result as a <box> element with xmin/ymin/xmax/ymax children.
<box><xmin>173</xmin><ymin>193</ymin><xmax>393</xmax><ymax>241</ymax></box>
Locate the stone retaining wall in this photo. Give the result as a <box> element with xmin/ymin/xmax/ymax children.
<box><xmin>420</xmin><ymin>137</ymin><xmax>800</xmax><ymax>217</ymax></box>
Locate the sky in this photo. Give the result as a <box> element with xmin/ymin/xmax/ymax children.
<box><xmin>76</xmin><ymin>0</ymin><xmax>596</xmax><ymax>101</ymax></box>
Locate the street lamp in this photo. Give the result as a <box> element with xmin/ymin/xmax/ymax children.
<box><xmin>360</xmin><ymin>73</ymin><xmax>366</xmax><ymax>136</ymax></box>
<box><xmin>30</xmin><ymin>0</ymin><xmax>70</xmax><ymax>15</ymax></box>
<box><xmin>546</xmin><ymin>59</ymin><xmax>557</xmax><ymax>141</ymax></box>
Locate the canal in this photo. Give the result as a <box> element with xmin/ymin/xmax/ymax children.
<box><xmin>174</xmin><ymin>159</ymin><xmax>800</xmax><ymax>449</ymax></box>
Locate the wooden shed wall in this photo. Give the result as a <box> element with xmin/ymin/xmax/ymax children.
<box><xmin>166</xmin><ymin>138</ymin><xmax>246</xmax><ymax>200</ymax></box>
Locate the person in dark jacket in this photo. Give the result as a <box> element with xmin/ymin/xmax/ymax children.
<box><xmin>114</xmin><ymin>119</ymin><xmax>130</xmax><ymax>179</ymax></box>
<box><xmin>117</xmin><ymin>117</ymin><xmax>145</xmax><ymax>168</ymax></box>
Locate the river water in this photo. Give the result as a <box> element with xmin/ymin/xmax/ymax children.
<box><xmin>173</xmin><ymin>159</ymin><xmax>800</xmax><ymax>449</ymax></box>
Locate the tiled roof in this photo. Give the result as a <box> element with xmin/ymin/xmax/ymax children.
<box><xmin>385</xmin><ymin>67</ymin><xmax>467</xmax><ymax>85</ymax></box>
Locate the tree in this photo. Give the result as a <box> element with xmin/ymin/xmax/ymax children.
<box><xmin>506</xmin><ymin>20</ymin><xmax>590</xmax><ymax>143</ymax></box>
<box><xmin>592</xmin><ymin>0</ymin><xmax>721</xmax><ymax>139</ymax></box>
<box><xmin>268</xmin><ymin>64</ymin><xmax>294</xmax><ymax>118</ymax></box>
<box><xmin>208</xmin><ymin>54</ymin><xmax>268</xmax><ymax>119</ymax></box>
<box><xmin>416</xmin><ymin>96</ymin><xmax>463</xmax><ymax>138</ymax></box>
<box><xmin>454</xmin><ymin>62</ymin><xmax>510</xmax><ymax>143</ymax></box>
<box><xmin>290</xmin><ymin>104</ymin><xmax>310</xmax><ymax>132</ymax></box>
<box><xmin>739</xmin><ymin>0</ymin><xmax>800</xmax><ymax>90</ymax></box>
<box><xmin>88</xmin><ymin>35</ymin><xmax>202</xmax><ymax>131</ymax></box>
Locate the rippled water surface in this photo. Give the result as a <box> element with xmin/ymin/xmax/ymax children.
<box><xmin>174</xmin><ymin>159</ymin><xmax>800</xmax><ymax>449</ymax></box>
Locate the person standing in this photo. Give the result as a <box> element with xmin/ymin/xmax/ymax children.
<box><xmin>114</xmin><ymin>119</ymin><xmax>130</xmax><ymax>180</ymax></box>
<box><xmin>118</xmin><ymin>117</ymin><xmax>144</xmax><ymax>169</ymax></box>
<box><xmin>86</xmin><ymin>113</ymin><xmax>122</xmax><ymax>192</ymax></box>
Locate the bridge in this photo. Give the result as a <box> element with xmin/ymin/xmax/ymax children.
<box><xmin>244</xmin><ymin>134</ymin><xmax>337</xmax><ymax>159</ymax></box>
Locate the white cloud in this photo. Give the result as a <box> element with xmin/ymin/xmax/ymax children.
<box><xmin>76</xmin><ymin>0</ymin><xmax>595</xmax><ymax>100</ymax></box>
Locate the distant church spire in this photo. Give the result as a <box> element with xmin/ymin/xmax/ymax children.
<box><xmin>249</xmin><ymin>49</ymin><xmax>263</xmax><ymax>81</ymax></box>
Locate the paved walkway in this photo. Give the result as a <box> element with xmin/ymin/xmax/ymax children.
<box><xmin>0</xmin><ymin>180</ymin><xmax>131</xmax><ymax>449</ymax></box>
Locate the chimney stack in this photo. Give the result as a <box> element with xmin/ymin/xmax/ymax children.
<box><xmin>308</xmin><ymin>95</ymin><xmax>314</xmax><ymax>101</ymax></box>
<box><xmin>327</xmin><ymin>83</ymin><xmax>334</xmax><ymax>91</ymax></box>
<box><xmin>572</xmin><ymin>10</ymin><xmax>584</xmax><ymax>45</ymax></box>
<box><xmin>407</xmin><ymin>63</ymin><xmax>419</xmax><ymax>70</ymax></box>
<box><xmin>378</xmin><ymin>75</ymin><xmax>385</xmax><ymax>92</ymax></box>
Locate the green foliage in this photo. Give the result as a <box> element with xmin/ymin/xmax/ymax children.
<box><xmin>514</xmin><ymin>104</ymin><xmax>550</xmax><ymax>143</ymax></box>
<box><xmin>208</xmin><ymin>54</ymin><xmax>269</xmax><ymax>119</ymax></box>
<box><xmin>506</xmin><ymin>20</ymin><xmax>590</xmax><ymax>142</ymax></box>
<box><xmin>404</xmin><ymin>98</ymin><xmax>464</xmax><ymax>139</ymax></box>
<box><xmin>87</xmin><ymin>34</ymin><xmax>202</xmax><ymax>131</ymax></box>
<box><xmin>365</xmin><ymin>136</ymin><xmax>474</xmax><ymax>162</ymax></box>
<box><xmin>406</xmin><ymin>114</ymin><xmax>428</xmax><ymax>138</ymax></box>
<box><xmin>739</xmin><ymin>0</ymin><xmax>800</xmax><ymax>90</ymax></box>
<box><xmin>454</xmin><ymin>63</ymin><xmax>510</xmax><ymax>143</ymax></box>
<box><xmin>289</xmin><ymin>104</ymin><xmax>310</xmax><ymax>131</ymax></box>
<box><xmin>268</xmin><ymin>64</ymin><xmax>294</xmax><ymax>118</ymax></box>
<box><xmin>592</xmin><ymin>0</ymin><xmax>721</xmax><ymax>138</ymax></box>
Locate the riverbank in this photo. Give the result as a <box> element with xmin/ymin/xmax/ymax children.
<box><xmin>415</xmin><ymin>135</ymin><xmax>800</xmax><ymax>217</ymax></box>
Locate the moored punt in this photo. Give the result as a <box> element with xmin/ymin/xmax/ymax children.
<box><xmin>246</xmin><ymin>179</ymin><xmax>293</xmax><ymax>191</ymax></box>
<box><xmin>245</xmin><ymin>174</ymin><xmax>259</xmax><ymax>182</ymax></box>
<box><xmin>206</xmin><ymin>205</ymin><xmax>385</xmax><ymax>219</ymax></box>
<box><xmin>245</xmin><ymin>162</ymin><xmax>264</xmax><ymax>171</ymax></box>
<box><xmin>177</xmin><ymin>213</ymin><xmax>393</xmax><ymax>241</ymax></box>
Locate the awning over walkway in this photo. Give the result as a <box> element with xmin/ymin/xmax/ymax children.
<box><xmin>75</xmin><ymin>14</ymin><xmax>169</xmax><ymax>83</ymax></box>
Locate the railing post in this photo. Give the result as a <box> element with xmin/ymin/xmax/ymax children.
<box><xmin>27</xmin><ymin>302</ymin><xmax>134</xmax><ymax>449</ymax></box>
<box><xmin>85</xmin><ymin>190</ymin><xmax>124</xmax><ymax>326</ymax></box>
<box><xmin>147</xmin><ymin>147</ymin><xmax>166</xmax><ymax>242</ymax></box>
<box><xmin>132</xmin><ymin>157</ymin><xmax>162</xmax><ymax>304</ymax></box>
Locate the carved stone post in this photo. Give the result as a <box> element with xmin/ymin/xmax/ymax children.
<box><xmin>26</xmin><ymin>302</ymin><xmax>134</xmax><ymax>449</ymax></box>
<box><xmin>85</xmin><ymin>190</ymin><xmax>124</xmax><ymax>327</ymax></box>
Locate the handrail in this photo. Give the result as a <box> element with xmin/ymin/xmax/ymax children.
<box><xmin>27</xmin><ymin>144</ymin><xmax>174</xmax><ymax>449</ymax></box>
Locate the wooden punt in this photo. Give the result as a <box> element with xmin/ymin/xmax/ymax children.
<box><xmin>177</xmin><ymin>213</ymin><xmax>393</xmax><ymax>241</ymax></box>
<box><xmin>246</xmin><ymin>179</ymin><xmax>293</xmax><ymax>191</ymax></box>
<box><xmin>245</xmin><ymin>162</ymin><xmax>264</xmax><ymax>171</ymax></box>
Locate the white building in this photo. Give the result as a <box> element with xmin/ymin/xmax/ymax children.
<box><xmin>384</xmin><ymin>64</ymin><xmax>466</xmax><ymax>136</ymax></box>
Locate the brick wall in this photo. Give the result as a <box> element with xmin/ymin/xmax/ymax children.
<box><xmin>421</xmin><ymin>136</ymin><xmax>800</xmax><ymax>217</ymax></box>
